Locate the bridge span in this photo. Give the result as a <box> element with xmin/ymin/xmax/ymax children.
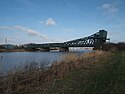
<box><xmin>24</xmin><ymin>30</ymin><xmax>109</xmax><ymax>51</ymax></box>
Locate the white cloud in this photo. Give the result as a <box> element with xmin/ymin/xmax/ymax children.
<box><xmin>14</xmin><ymin>26</ymin><xmax>39</xmax><ymax>36</ymax></box>
<box><xmin>100</xmin><ymin>3</ymin><xmax>118</xmax><ymax>13</ymax></box>
<box><xmin>40</xmin><ymin>18</ymin><xmax>57</xmax><ymax>26</ymax></box>
<box><xmin>0</xmin><ymin>25</ymin><xmax>62</xmax><ymax>43</ymax></box>
<box><xmin>0</xmin><ymin>26</ymin><xmax>12</xmax><ymax>30</ymax></box>
<box><xmin>0</xmin><ymin>25</ymin><xmax>48</xmax><ymax>39</ymax></box>
<box><xmin>45</xmin><ymin>18</ymin><xmax>57</xmax><ymax>26</ymax></box>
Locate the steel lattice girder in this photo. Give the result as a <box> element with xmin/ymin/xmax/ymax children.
<box><xmin>63</xmin><ymin>30</ymin><xmax>108</xmax><ymax>47</ymax></box>
<box><xmin>25</xmin><ymin>30</ymin><xmax>108</xmax><ymax>48</ymax></box>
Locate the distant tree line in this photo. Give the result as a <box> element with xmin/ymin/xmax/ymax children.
<box><xmin>102</xmin><ymin>42</ymin><xmax>125</xmax><ymax>51</ymax></box>
<box><xmin>0</xmin><ymin>45</ymin><xmax>4</xmax><ymax>49</ymax></box>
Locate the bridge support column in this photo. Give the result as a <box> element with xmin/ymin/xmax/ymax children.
<box><xmin>59</xmin><ymin>47</ymin><xmax>69</xmax><ymax>52</ymax></box>
<box><xmin>40</xmin><ymin>47</ymin><xmax>50</xmax><ymax>52</ymax></box>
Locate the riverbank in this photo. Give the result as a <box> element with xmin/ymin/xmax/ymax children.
<box><xmin>45</xmin><ymin>51</ymin><xmax>125</xmax><ymax>94</ymax></box>
<box><xmin>0</xmin><ymin>51</ymin><xmax>125</xmax><ymax>94</ymax></box>
<box><xmin>0</xmin><ymin>49</ymin><xmax>32</xmax><ymax>52</ymax></box>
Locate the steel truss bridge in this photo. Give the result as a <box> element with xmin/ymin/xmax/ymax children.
<box><xmin>24</xmin><ymin>30</ymin><xmax>109</xmax><ymax>51</ymax></box>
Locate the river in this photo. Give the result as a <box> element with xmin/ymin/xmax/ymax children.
<box><xmin>0</xmin><ymin>50</ymin><xmax>92</xmax><ymax>74</ymax></box>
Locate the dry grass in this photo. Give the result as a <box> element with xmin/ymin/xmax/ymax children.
<box><xmin>0</xmin><ymin>50</ymin><xmax>111</xmax><ymax>94</ymax></box>
<box><xmin>60</xmin><ymin>53</ymin><xmax>79</xmax><ymax>63</ymax></box>
<box><xmin>51</xmin><ymin>50</ymin><xmax>110</xmax><ymax>79</ymax></box>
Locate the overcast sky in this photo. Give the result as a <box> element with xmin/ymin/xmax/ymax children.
<box><xmin>0</xmin><ymin>0</ymin><xmax>125</xmax><ymax>44</ymax></box>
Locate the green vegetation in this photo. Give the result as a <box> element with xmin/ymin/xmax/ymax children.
<box><xmin>44</xmin><ymin>51</ymin><xmax>125</xmax><ymax>94</ymax></box>
<box><xmin>0</xmin><ymin>51</ymin><xmax>125</xmax><ymax>94</ymax></box>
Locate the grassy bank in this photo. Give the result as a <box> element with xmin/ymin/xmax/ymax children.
<box><xmin>44</xmin><ymin>51</ymin><xmax>125</xmax><ymax>94</ymax></box>
<box><xmin>0</xmin><ymin>51</ymin><xmax>125</xmax><ymax>94</ymax></box>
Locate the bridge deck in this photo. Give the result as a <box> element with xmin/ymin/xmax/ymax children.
<box><xmin>24</xmin><ymin>30</ymin><xmax>109</xmax><ymax>49</ymax></box>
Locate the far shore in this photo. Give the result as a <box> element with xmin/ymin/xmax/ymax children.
<box><xmin>0</xmin><ymin>49</ymin><xmax>32</xmax><ymax>52</ymax></box>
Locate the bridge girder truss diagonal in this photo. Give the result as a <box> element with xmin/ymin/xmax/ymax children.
<box><xmin>63</xmin><ymin>29</ymin><xmax>109</xmax><ymax>47</ymax></box>
<box><xmin>24</xmin><ymin>30</ymin><xmax>109</xmax><ymax>49</ymax></box>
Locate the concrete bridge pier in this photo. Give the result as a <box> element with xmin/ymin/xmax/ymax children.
<box><xmin>59</xmin><ymin>47</ymin><xmax>69</xmax><ymax>52</ymax></box>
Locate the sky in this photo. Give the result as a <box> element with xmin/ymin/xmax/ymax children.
<box><xmin>0</xmin><ymin>0</ymin><xmax>125</xmax><ymax>45</ymax></box>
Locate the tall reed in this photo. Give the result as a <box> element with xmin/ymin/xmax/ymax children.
<box><xmin>0</xmin><ymin>51</ymin><xmax>110</xmax><ymax>93</ymax></box>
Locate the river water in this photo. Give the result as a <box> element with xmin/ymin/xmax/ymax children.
<box><xmin>0</xmin><ymin>50</ymin><xmax>92</xmax><ymax>74</ymax></box>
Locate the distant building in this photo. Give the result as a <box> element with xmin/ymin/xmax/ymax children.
<box><xmin>0</xmin><ymin>44</ymin><xmax>15</xmax><ymax>49</ymax></box>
